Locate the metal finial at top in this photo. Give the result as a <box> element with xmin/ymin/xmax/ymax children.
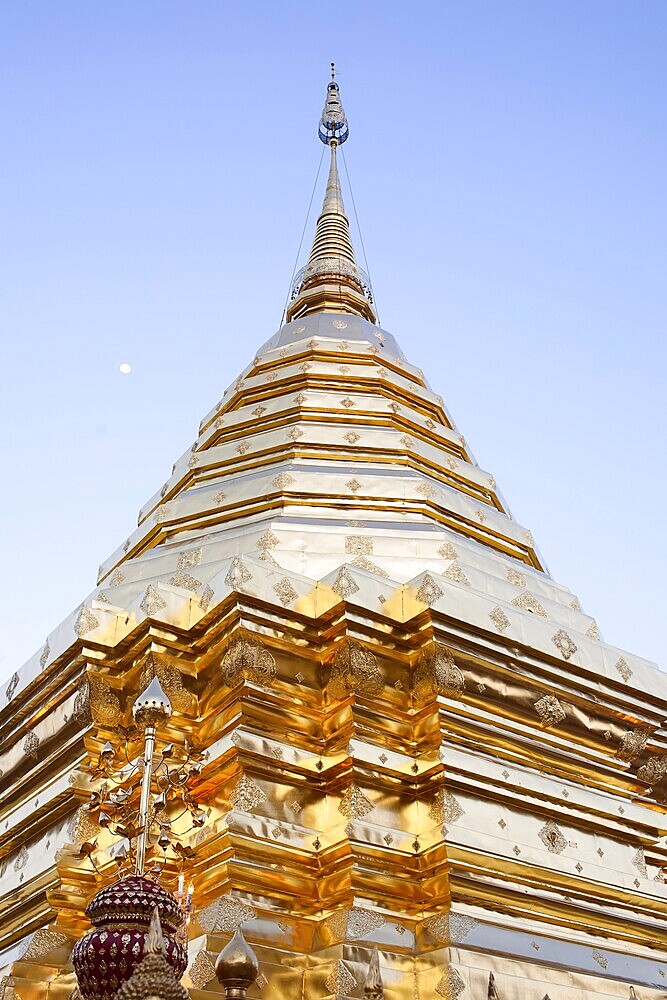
<box><xmin>319</xmin><ymin>67</ymin><xmax>349</xmax><ymax>145</ymax></box>
<box><xmin>133</xmin><ymin>676</ymin><xmax>173</xmax><ymax>727</ymax></box>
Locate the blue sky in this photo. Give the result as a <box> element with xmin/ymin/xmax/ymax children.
<box><xmin>1</xmin><ymin>1</ymin><xmax>665</xmax><ymax>679</ymax></box>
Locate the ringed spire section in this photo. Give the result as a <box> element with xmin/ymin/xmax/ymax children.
<box><xmin>286</xmin><ymin>68</ymin><xmax>376</xmax><ymax>324</ymax></box>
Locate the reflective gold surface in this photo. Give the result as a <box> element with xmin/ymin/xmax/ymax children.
<box><xmin>2</xmin><ymin>81</ymin><xmax>667</xmax><ymax>1000</ymax></box>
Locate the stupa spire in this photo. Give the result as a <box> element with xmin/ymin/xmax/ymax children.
<box><xmin>286</xmin><ymin>65</ymin><xmax>376</xmax><ymax>324</ymax></box>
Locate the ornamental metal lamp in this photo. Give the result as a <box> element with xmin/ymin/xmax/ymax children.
<box><xmin>72</xmin><ymin>678</ymin><xmax>189</xmax><ymax>1000</ymax></box>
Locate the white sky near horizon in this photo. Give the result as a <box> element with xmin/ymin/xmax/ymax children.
<box><xmin>1</xmin><ymin>1</ymin><xmax>666</xmax><ymax>682</ymax></box>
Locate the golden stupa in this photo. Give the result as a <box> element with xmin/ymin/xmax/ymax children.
<box><xmin>2</xmin><ymin>70</ymin><xmax>667</xmax><ymax>1000</ymax></box>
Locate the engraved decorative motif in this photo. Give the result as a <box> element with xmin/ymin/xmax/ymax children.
<box><xmin>436</xmin><ymin>968</ymin><xmax>465</xmax><ymax>1000</ymax></box>
<box><xmin>332</xmin><ymin>319</ymin><xmax>348</xmax><ymax>330</ymax></box>
<box><xmin>89</xmin><ymin>675</ymin><xmax>121</xmax><ymax>725</ymax></box>
<box><xmin>272</xmin><ymin>472</ymin><xmax>295</xmax><ymax>490</ymax></box>
<box><xmin>340</xmin><ymin>397</ymin><xmax>355</xmax><ymax>408</ymax></box>
<box><xmin>6</xmin><ymin>673</ymin><xmax>19</xmax><ymax>700</ymax></box>
<box><xmin>586</xmin><ymin>621</ymin><xmax>600</xmax><ymax>640</ymax></box>
<box><xmin>345</xmin><ymin>907</ymin><xmax>386</xmax><ymax>940</ymax></box>
<box><xmin>75</xmin><ymin>606</ymin><xmax>100</xmax><ymax>637</ymax></box>
<box><xmin>345</xmin><ymin>535</ymin><xmax>373</xmax><ymax>555</ymax></box>
<box><xmin>414</xmin><ymin>644</ymin><xmax>464</xmax><ymax>701</ymax></box>
<box><xmin>339</xmin><ymin>784</ymin><xmax>374</xmax><ymax>818</ymax></box>
<box><xmin>176</xmin><ymin>549</ymin><xmax>201</xmax><ymax>571</ymax></box>
<box><xmin>168</xmin><ymin>571</ymin><xmax>202</xmax><ymax>592</ymax></box>
<box><xmin>438</xmin><ymin>542</ymin><xmax>458</xmax><ymax>560</ymax></box>
<box><xmin>551</xmin><ymin>630</ymin><xmax>577</xmax><ymax>659</ymax></box>
<box><xmin>109</xmin><ymin>570</ymin><xmax>125</xmax><ymax>587</ymax></box>
<box><xmin>332</xmin><ymin>567</ymin><xmax>360</xmax><ymax>599</ymax></box>
<box><xmin>351</xmin><ymin>554</ymin><xmax>388</xmax><ymax>576</ymax></box>
<box><xmin>214</xmin><ymin>490</ymin><xmax>227</xmax><ymax>505</ymax></box>
<box><xmin>570</xmin><ymin>597</ymin><xmax>582</xmax><ymax>612</ymax></box>
<box><xmin>345</xmin><ymin>431</ymin><xmax>361</xmax><ymax>444</ymax></box>
<box><xmin>287</xmin><ymin>427</ymin><xmax>303</xmax><ymax>441</ymax></box>
<box><xmin>632</xmin><ymin>847</ymin><xmax>648</xmax><ymax>878</ymax></box>
<box><xmin>236</xmin><ymin>440</ymin><xmax>251</xmax><ymax>455</ymax></box>
<box><xmin>416</xmin><ymin>573</ymin><xmax>443</xmax><ymax>605</ymax></box>
<box><xmin>40</xmin><ymin>642</ymin><xmax>51</xmax><ymax>667</ymax></box>
<box><xmin>139</xmin><ymin>654</ymin><xmax>193</xmax><ymax>713</ymax></box>
<box><xmin>506</xmin><ymin>568</ymin><xmax>527</xmax><ymax>587</ymax></box>
<box><xmin>14</xmin><ymin>845</ymin><xmax>28</xmax><ymax>871</ymax></box>
<box><xmin>73</xmin><ymin>678</ymin><xmax>92</xmax><ymax>724</ymax></box>
<box><xmin>140</xmin><ymin>586</ymin><xmax>167</xmax><ymax>616</ymax></box>
<box><xmin>534</xmin><ymin>695</ymin><xmax>566</xmax><ymax>728</ymax></box>
<box><xmin>617</xmin><ymin>727</ymin><xmax>651</xmax><ymax>761</ymax></box>
<box><xmin>67</xmin><ymin>807</ymin><xmax>99</xmax><ymax>845</ymax></box>
<box><xmin>273</xmin><ymin>577</ymin><xmax>298</xmax><ymax>606</ymax></box>
<box><xmin>325</xmin><ymin>960</ymin><xmax>356</xmax><ymax>994</ymax></box>
<box><xmin>257</xmin><ymin>530</ymin><xmax>280</xmax><ymax>563</ymax></box>
<box><xmin>638</xmin><ymin>755</ymin><xmax>667</xmax><ymax>784</ymax></box>
<box><xmin>22</xmin><ymin>928</ymin><xmax>69</xmax><ymax>961</ymax></box>
<box><xmin>444</xmin><ymin>562</ymin><xmax>470</xmax><ymax>586</ymax></box>
<box><xmin>448</xmin><ymin>914</ymin><xmax>478</xmax><ymax>943</ymax></box>
<box><xmin>615</xmin><ymin>657</ymin><xmax>632</xmax><ymax>682</ymax></box>
<box><xmin>225</xmin><ymin>557</ymin><xmax>253</xmax><ymax>589</ymax></box>
<box><xmin>592</xmin><ymin>950</ymin><xmax>608</xmax><ymax>969</ymax></box>
<box><xmin>416</xmin><ymin>481</ymin><xmax>436</xmax><ymax>500</ymax></box>
<box><xmin>23</xmin><ymin>732</ymin><xmax>40</xmax><ymax>759</ymax></box>
<box><xmin>199</xmin><ymin>584</ymin><xmax>214</xmax><ymax>612</ymax></box>
<box><xmin>489</xmin><ymin>607</ymin><xmax>510</xmax><ymax>633</ymax></box>
<box><xmin>221</xmin><ymin>634</ymin><xmax>276</xmax><ymax>687</ymax></box>
<box><xmin>188</xmin><ymin>950</ymin><xmax>215</xmax><ymax>989</ymax></box>
<box><xmin>198</xmin><ymin>895</ymin><xmax>257</xmax><ymax>933</ymax></box>
<box><xmin>539</xmin><ymin>820</ymin><xmax>567</xmax><ymax>854</ymax></box>
<box><xmin>230</xmin><ymin>774</ymin><xmax>267</xmax><ymax>811</ymax></box>
<box><xmin>399</xmin><ymin>435</ymin><xmax>413</xmax><ymax>448</ymax></box>
<box><xmin>346</xmin><ymin>478</ymin><xmax>362</xmax><ymax>493</ymax></box>
<box><xmin>511</xmin><ymin>593</ymin><xmax>547</xmax><ymax>617</ymax></box>
<box><xmin>443</xmin><ymin>791</ymin><xmax>465</xmax><ymax>824</ymax></box>
<box><xmin>329</xmin><ymin>640</ymin><xmax>383</xmax><ymax>697</ymax></box>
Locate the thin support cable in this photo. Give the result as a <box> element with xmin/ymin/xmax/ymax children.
<box><xmin>340</xmin><ymin>145</ymin><xmax>380</xmax><ymax>326</ymax></box>
<box><xmin>280</xmin><ymin>144</ymin><xmax>326</xmax><ymax>326</ymax></box>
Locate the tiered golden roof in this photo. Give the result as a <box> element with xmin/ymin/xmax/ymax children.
<box><xmin>2</xmin><ymin>72</ymin><xmax>667</xmax><ymax>1000</ymax></box>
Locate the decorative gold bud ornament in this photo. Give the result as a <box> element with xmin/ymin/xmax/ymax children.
<box><xmin>215</xmin><ymin>927</ymin><xmax>260</xmax><ymax>998</ymax></box>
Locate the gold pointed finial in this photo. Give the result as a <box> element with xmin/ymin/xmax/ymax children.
<box><xmin>115</xmin><ymin>906</ymin><xmax>188</xmax><ymax>1000</ymax></box>
<box><xmin>133</xmin><ymin>676</ymin><xmax>173</xmax><ymax>726</ymax></box>
<box><xmin>364</xmin><ymin>947</ymin><xmax>384</xmax><ymax>998</ymax></box>
<box><xmin>145</xmin><ymin>906</ymin><xmax>165</xmax><ymax>955</ymax></box>
<box><xmin>286</xmin><ymin>69</ymin><xmax>376</xmax><ymax>324</ymax></box>
<box><xmin>215</xmin><ymin>926</ymin><xmax>260</xmax><ymax>998</ymax></box>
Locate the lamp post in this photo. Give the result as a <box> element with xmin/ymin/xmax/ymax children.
<box><xmin>132</xmin><ymin>676</ymin><xmax>173</xmax><ymax>876</ymax></box>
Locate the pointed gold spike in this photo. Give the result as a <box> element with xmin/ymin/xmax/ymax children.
<box><xmin>286</xmin><ymin>72</ymin><xmax>376</xmax><ymax>324</ymax></box>
<box><xmin>145</xmin><ymin>906</ymin><xmax>165</xmax><ymax>956</ymax></box>
<box><xmin>364</xmin><ymin>946</ymin><xmax>384</xmax><ymax>998</ymax></box>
